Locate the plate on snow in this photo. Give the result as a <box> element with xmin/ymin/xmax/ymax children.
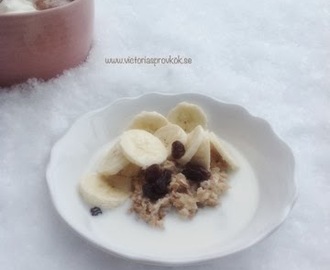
<box><xmin>46</xmin><ymin>93</ymin><xmax>296</xmax><ymax>266</ymax></box>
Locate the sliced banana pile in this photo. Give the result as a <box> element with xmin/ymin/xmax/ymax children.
<box><xmin>78</xmin><ymin>102</ymin><xmax>237</xmax><ymax>211</ymax></box>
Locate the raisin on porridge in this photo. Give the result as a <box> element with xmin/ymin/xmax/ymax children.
<box><xmin>130</xmin><ymin>142</ymin><xmax>232</xmax><ymax>227</ymax></box>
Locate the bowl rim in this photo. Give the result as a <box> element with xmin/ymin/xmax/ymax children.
<box><xmin>0</xmin><ymin>0</ymin><xmax>85</xmax><ymax>17</ymax></box>
<box><xmin>46</xmin><ymin>92</ymin><xmax>298</xmax><ymax>266</ymax></box>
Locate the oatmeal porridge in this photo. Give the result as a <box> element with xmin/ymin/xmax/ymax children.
<box><xmin>78</xmin><ymin>102</ymin><xmax>238</xmax><ymax>228</ymax></box>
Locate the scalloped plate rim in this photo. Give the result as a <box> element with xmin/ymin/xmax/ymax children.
<box><xmin>46</xmin><ymin>92</ymin><xmax>297</xmax><ymax>266</ymax></box>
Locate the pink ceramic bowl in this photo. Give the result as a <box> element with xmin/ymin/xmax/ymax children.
<box><xmin>0</xmin><ymin>0</ymin><xmax>94</xmax><ymax>87</ymax></box>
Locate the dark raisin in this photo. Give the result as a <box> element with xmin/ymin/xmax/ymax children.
<box><xmin>142</xmin><ymin>182</ymin><xmax>167</xmax><ymax>201</ymax></box>
<box><xmin>142</xmin><ymin>183</ymin><xmax>160</xmax><ymax>201</ymax></box>
<box><xmin>161</xmin><ymin>169</ymin><xmax>172</xmax><ymax>184</ymax></box>
<box><xmin>144</xmin><ymin>164</ymin><xmax>162</xmax><ymax>182</ymax></box>
<box><xmin>90</xmin><ymin>207</ymin><xmax>102</xmax><ymax>216</ymax></box>
<box><xmin>155</xmin><ymin>169</ymin><xmax>172</xmax><ymax>193</ymax></box>
<box><xmin>153</xmin><ymin>184</ymin><xmax>167</xmax><ymax>196</ymax></box>
<box><xmin>142</xmin><ymin>169</ymin><xmax>172</xmax><ymax>201</ymax></box>
<box><xmin>182</xmin><ymin>162</ymin><xmax>211</xmax><ymax>183</ymax></box>
<box><xmin>171</xmin><ymin>141</ymin><xmax>185</xmax><ymax>159</ymax></box>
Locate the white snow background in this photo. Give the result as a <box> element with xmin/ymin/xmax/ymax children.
<box><xmin>0</xmin><ymin>0</ymin><xmax>329</xmax><ymax>269</ymax></box>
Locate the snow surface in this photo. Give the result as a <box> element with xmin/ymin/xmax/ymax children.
<box><xmin>0</xmin><ymin>0</ymin><xmax>329</xmax><ymax>269</ymax></box>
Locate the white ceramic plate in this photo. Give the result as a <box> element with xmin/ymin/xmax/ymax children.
<box><xmin>46</xmin><ymin>93</ymin><xmax>296</xmax><ymax>266</ymax></box>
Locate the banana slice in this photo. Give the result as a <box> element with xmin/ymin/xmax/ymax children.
<box><xmin>178</xmin><ymin>125</ymin><xmax>205</xmax><ymax>165</ymax></box>
<box><xmin>191</xmin><ymin>133</ymin><xmax>211</xmax><ymax>169</ymax></box>
<box><xmin>167</xmin><ymin>102</ymin><xmax>207</xmax><ymax>132</ymax></box>
<box><xmin>154</xmin><ymin>123</ymin><xmax>188</xmax><ymax>156</ymax></box>
<box><xmin>93</xmin><ymin>142</ymin><xmax>130</xmax><ymax>176</ymax></box>
<box><xmin>209</xmin><ymin>132</ymin><xmax>237</xmax><ymax>171</ymax></box>
<box><xmin>79</xmin><ymin>173</ymin><xmax>131</xmax><ymax>209</ymax></box>
<box><xmin>117</xmin><ymin>163</ymin><xmax>141</xmax><ymax>178</ymax></box>
<box><xmin>119</xmin><ymin>129</ymin><xmax>167</xmax><ymax>168</ymax></box>
<box><xmin>129</xmin><ymin>111</ymin><xmax>168</xmax><ymax>134</ymax></box>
